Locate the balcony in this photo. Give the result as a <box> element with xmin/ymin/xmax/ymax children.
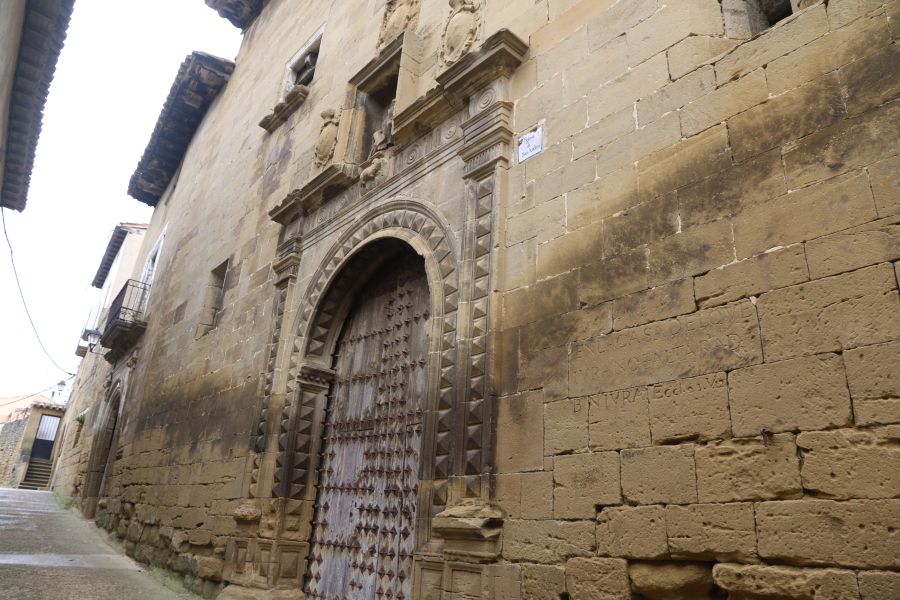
<box><xmin>99</xmin><ymin>279</ymin><xmax>150</xmax><ymax>362</ymax></box>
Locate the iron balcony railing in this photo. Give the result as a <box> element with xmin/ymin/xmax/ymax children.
<box><xmin>104</xmin><ymin>279</ymin><xmax>150</xmax><ymax>333</ymax></box>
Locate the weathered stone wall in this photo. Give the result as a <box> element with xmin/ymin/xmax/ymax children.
<box><xmin>52</xmin><ymin>0</ymin><xmax>900</xmax><ymax>598</ymax></box>
<box><xmin>494</xmin><ymin>0</ymin><xmax>900</xmax><ymax>598</ymax></box>
<box><xmin>0</xmin><ymin>417</ymin><xmax>27</xmax><ymax>487</ymax></box>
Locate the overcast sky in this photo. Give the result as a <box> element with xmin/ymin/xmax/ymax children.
<box><xmin>0</xmin><ymin>1</ymin><xmax>241</xmax><ymax>398</ymax></box>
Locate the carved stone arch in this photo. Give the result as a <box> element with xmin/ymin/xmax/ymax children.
<box><xmin>295</xmin><ymin>201</ymin><xmax>459</xmax><ymax>361</ymax></box>
<box><xmin>272</xmin><ymin>200</ymin><xmax>461</xmax><ymax>521</ymax></box>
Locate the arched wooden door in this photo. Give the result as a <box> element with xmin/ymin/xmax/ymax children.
<box><xmin>305</xmin><ymin>252</ymin><xmax>430</xmax><ymax>600</ymax></box>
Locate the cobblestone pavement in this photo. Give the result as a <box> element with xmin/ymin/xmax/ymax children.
<box><xmin>0</xmin><ymin>488</ymin><xmax>195</xmax><ymax>599</ymax></box>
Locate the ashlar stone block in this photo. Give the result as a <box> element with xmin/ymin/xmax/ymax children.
<box><xmin>858</xmin><ymin>570</ymin><xmax>900</xmax><ymax>600</ymax></box>
<box><xmin>570</xmin><ymin>300</ymin><xmax>762</xmax><ymax>396</ymax></box>
<box><xmin>629</xmin><ymin>562</ymin><xmax>715</xmax><ymax>600</ymax></box>
<box><xmin>621</xmin><ymin>444</ymin><xmax>697</xmax><ymax>505</ymax></box>
<box><xmin>596</xmin><ymin>505</ymin><xmax>668</xmax><ymax>559</ymax></box>
<box><xmin>844</xmin><ymin>340</ymin><xmax>900</xmax><ymax>425</ymax></box>
<box><xmin>565</xmin><ymin>557</ymin><xmax>630</xmax><ymax>600</ymax></box>
<box><xmin>756</xmin><ymin>499</ymin><xmax>900</xmax><ymax>569</ymax></box>
<box><xmin>797</xmin><ymin>426</ymin><xmax>900</xmax><ymax>499</ymax></box>
<box><xmin>503</xmin><ymin>519</ymin><xmax>595</xmax><ymax>563</ymax></box>
<box><xmin>713</xmin><ymin>563</ymin><xmax>860</xmax><ymax>600</ymax></box>
<box><xmin>553</xmin><ymin>451</ymin><xmax>621</xmax><ymax>518</ymax></box>
<box><xmin>695</xmin><ymin>434</ymin><xmax>802</xmax><ymax>502</ymax></box>
<box><xmin>588</xmin><ymin>389</ymin><xmax>651</xmax><ymax>451</ymax></box>
<box><xmin>756</xmin><ymin>263</ymin><xmax>900</xmax><ymax>361</ymax></box>
<box><xmin>728</xmin><ymin>353</ymin><xmax>853</xmax><ymax>437</ymax></box>
<box><xmin>544</xmin><ymin>398</ymin><xmax>589</xmax><ymax>456</ymax></box>
<box><xmin>648</xmin><ymin>372</ymin><xmax>731</xmax><ymax>443</ymax></box>
<box><xmin>521</xmin><ymin>563</ymin><xmax>566</xmax><ymax>600</ymax></box>
<box><xmin>666</xmin><ymin>502</ymin><xmax>758</xmax><ymax>562</ymax></box>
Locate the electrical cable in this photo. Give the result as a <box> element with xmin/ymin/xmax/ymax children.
<box><xmin>0</xmin><ymin>374</ymin><xmax>75</xmax><ymax>408</ymax></box>
<box><xmin>1</xmin><ymin>207</ymin><xmax>75</xmax><ymax>376</ymax></box>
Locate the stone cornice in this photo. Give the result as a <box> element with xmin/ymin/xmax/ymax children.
<box><xmin>1</xmin><ymin>0</ymin><xmax>76</xmax><ymax>212</ymax></box>
<box><xmin>205</xmin><ymin>0</ymin><xmax>265</xmax><ymax>29</ymax></box>
<box><xmin>268</xmin><ymin>163</ymin><xmax>360</xmax><ymax>225</ymax></box>
<box><xmin>127</xmin><ymin>52</ymin><xmax>234</xmax><ymax>207</ymax></box>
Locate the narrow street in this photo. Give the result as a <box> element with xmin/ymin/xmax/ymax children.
<box><xmin>0</xmin><ymin>488</ymin><xmax>195</xmax><ymax>599</ymax></box>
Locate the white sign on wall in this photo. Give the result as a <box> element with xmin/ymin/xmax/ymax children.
<box><xmin>517</xmin><ymin>126</ymin><xmax>544</xmax><ymax>163</ymax></box>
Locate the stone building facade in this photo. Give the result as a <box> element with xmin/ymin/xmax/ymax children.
<box><xmin>52</xmin><ymin>223</ymin><xmax>147</xmax><ymax>506</ymax></box>
<box><xmin>53</xmin><ymin>0</ymin><xmax>899</xmax><ymax>598</ymax></box>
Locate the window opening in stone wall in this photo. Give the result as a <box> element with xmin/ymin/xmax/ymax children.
<box><xmin>359</xmin><ymin>67</ymin><xmax>399</xmax><ymax>161</ymax></box>
<box><xmin>197</xmin><ymin>259</ymin><xmax>228</xmax><ymax>338</ymax></box>
<box><xmin>722</xmin><ymin>0</ymin><xmax>813</xmax><ymax>39</ymax></box>
<box><xmin>284</xmin><ymin>25</ymin><xmax>324</xmax><ymax>94</ymax></box>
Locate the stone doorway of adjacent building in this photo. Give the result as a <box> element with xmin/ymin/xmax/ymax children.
<box><xmin>82</xmin><ymin>391</ymin><xmax>121</xmax><ymax>518</ymax></box>
<box><xmin>304</xmin><ymin>248</ymin><xmax>430</xmax><ymax>600</ymax></box>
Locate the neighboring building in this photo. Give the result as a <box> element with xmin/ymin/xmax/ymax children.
<box><xmin>0</xmin><ymin>396</ymin><xmax>65</xmax><ymax>489</ymax></box>
<box><xmin>53</xmin><ymin>223</ymin><xmax>147</xmax><ymax>507</ymax></box>
<box><xmin>55</xmin><ymin>1</ymin><xmax>900</xmax><ymax>599</ymax></box>
<box><xmin>0</xmin><ymin>393</ymin><xmax>50</xmax><ymax>424</ymax></box>
<box><xmin>0</xmin><ymin>0</ymin><xmax>75</xmax><ymax>211</ymax></box>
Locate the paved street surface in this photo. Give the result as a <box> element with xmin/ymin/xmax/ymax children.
<box><xmin>0</xmin><ymin>488</ymin><xmax>195</xmax><ymax>599</ymax></box>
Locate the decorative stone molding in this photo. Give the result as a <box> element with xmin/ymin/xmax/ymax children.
<box><xmin>440</xmin><ymin>0</ymin><xmax>483</xmax><ymax>66</ymax></box>
<box><xmin>258</xmin><ymin>84</ymin><xmax>310</xmax><ymax>133</ymax></box>
<box><xmin>268</xmin><ymin>163</ymin><xmax>360</xmax><ymax>225</ymax></box>
<box><xmin>394</xmin><ymin>29</ymin><xmax>527</xmax><ymax>146</ymax></box>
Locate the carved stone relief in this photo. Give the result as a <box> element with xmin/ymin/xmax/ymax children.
<box><xmin>313</xmin><ymin>109</ymin><xmax>340</xmax><ymax>170</ymax></box>
<box><xmin>441</xmin><ymin>0</ymin><xmax>482</xmax><ymax>66</ymax></box>
<box><xmin>379</xmin><ymin>0</ymin><xmax>421</xmax><ymax>48</ymax></box>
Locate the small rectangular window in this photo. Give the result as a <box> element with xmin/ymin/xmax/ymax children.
<box><xmin>284</xmin><ymin>26</ymin><xmax>325</xmax><ymax>95</ymax></box>
<box><xmin>723</xmin><ymin>0</ymin><xmax>810</xmax><ymax>39</ymax></box>
<box><xmin>196</xmin><ymin>260</ymin><xmax>228</xmax><ymax>337</ymax></box>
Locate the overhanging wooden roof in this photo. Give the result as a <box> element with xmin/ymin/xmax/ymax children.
<box><xmin>205</xmin><ymin>0</ymin><xmax>265</xmax><ymax>29</ymax></box>
<box><xmin>127</xmin><ymin>52</ymin><xmax>234</xmax><ymax>207</ymax></box>
<box><xmin>91</xmin><ymin>223</ymin><xmax>147</xmax><ymax>289</ymax></box>
<box><xmin>1</xmin><ymin>0</ymin><xmax>76</xmax><ymax>212</ymax></box>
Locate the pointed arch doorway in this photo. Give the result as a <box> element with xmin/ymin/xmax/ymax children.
<box><xmin>305</xmin><ymin>247</ymin><xmax>430</xmax><ymax>600</ymax></box>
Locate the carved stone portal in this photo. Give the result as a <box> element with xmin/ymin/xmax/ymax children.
<box><xmin>313</xmin><ymin>109</ymin><xmax>340</xmax><ymax>170</ymax></box>
<box><xmin>441</xmin><ymin>0</ymin><xmax>481</xmax><ymax>66</ymax></box>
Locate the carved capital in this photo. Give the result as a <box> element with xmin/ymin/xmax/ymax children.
<box><xmin>298</xmin><ymin>364</ymin><xmax>334</xmax><ymax>391</ymax></box>
<box><xmin>272</xmin><ymin>250</ymin><xmax>301</xmax><ymax>284</ymax></box>
<box><xmin>458</xmin><ymin>101</ymin><xmax>514</xmax><ymax>180</ymax></box>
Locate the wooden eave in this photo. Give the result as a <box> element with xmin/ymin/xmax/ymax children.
<box><xmin>127</xmin><ymin>52</ymin><xmax>234</xmax><ymax>207</ymax></box>
<box><xmin>0</xmin><ymin>0</ymin><xmax>76</xmax><ymax>212</ymax></box>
